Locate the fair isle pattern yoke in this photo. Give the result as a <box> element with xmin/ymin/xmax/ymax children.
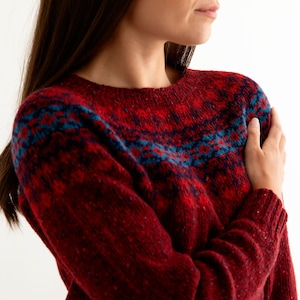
<box><xmin>11</xmin><ymin>69</ymin><xmax>297</xmax><ymax>299</ymax></box>
<box><xmin>12</xmin><ymin>85</ymin><xmax>269</xmax><ymax>170</ymax></box>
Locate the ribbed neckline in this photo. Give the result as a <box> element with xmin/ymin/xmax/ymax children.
<box><xmin>60</xmin><ymin>69</ymin><xmax>200</xmax><ymax>109</ymax></box>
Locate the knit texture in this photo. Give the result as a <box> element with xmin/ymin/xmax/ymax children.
<box><xmin>11</xmin><ymin>69</ymin><xmax>297</xmax><ymax>299</ymax></box>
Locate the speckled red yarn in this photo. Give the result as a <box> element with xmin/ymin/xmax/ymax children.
<box><xmin>11</xmin><ymin>69</ymin><xmax>297</xmax><ymax>299</ymax></box>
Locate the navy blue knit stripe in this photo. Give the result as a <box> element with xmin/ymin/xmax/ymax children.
<box><xmin>12</xmin><ymin>90</ymin><xmax>269</xmax><ymax>169</ymax></box>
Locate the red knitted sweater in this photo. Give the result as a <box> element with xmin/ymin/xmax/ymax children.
<box><xmin>11</xmin><ymin>69</ymin><xmax>297</xmax><ymax>299</ymax></box>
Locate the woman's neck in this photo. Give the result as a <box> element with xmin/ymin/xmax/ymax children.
<box><xmin>76</xmin><ymin>24</ymin><xmax>180</xmax><ymax>89</ymax></box>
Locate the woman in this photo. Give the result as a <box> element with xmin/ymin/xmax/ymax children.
<box><xmin>0</xmin><ymin>0</ymin><xmax>297</xmax><ymax>299</ymax></box>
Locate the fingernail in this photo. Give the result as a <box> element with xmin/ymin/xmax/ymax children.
<box><xmin>249</xmin><ymin>118</ymin><xmax>260</xmax><ymax>127</ymax></box>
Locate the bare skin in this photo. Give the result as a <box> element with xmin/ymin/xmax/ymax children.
<box><xmin>245</xmin><ymin>108</ymin><xmax>286</xmax><ymax>201</ymax></box>
<box><xmin>77</xmin><ymin>0</ymin><xmax>286</xmax><ymax>203</ymax></box>
<box><xmin>77</xmin><ymin>0</ymin><xmax>220</xmax><ymax>89</ymax></box>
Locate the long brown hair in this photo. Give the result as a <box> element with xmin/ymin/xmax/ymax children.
<box><xmin>0</xmin><ymin>0</ymin><xmax>195</xmax><ymax>226</ymax></box>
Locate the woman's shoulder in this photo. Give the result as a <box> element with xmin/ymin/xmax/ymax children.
<box><xmin>19</xmin><ymin>84</ymin><xmax>84</xmax><ymax>113</ymax></box>
<box><xmin>11</xmin><ymin>84</ymin><xmax>102</xmax><ymax>171</ymax></box>
<box><xmin>12</xmin><ymin>83</ymin><xmax>100</xmax><ymax>150</ymax></box>
<box><xmin>187</xmin><ymin>68</ymin><xmax>262</xmax><ymax>92</ymax></box>
<box><xmin>186</xmin><ymin>69</ymin><xmax>269</xmax><ymax>114</ymax></box>
<box><xmin>14</xmin><ymin>78</ymin><xmax>98</xmax><ymax>130</ymax></box>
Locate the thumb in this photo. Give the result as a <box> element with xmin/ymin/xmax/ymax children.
<box><xmin>246</xmin><ymin>118</ymin><xmax>261</xmax><ymax>151</ymax></box>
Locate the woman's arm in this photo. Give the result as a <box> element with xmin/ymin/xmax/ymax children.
<box><xmin>245</xmin><ymin>108</ymin><xmax>297</xmax><ymax>298</ymax></box>
<box><xmin>12</xmin><ymin>97</ymin><xmax>288</xmax><ymax>300</ymax></box>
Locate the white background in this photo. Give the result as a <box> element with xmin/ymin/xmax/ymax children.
<box><xmin>0</xmin><ymin>0</ymin><xmax>299</xmax><ymax>298</ymax></box>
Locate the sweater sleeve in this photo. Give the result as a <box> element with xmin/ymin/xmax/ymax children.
<box><xmin>263</xmin><ymin>228</ymin><xmax>297</xmax><ymax>298</ymax></box>
<box><xmin>11</xmin><ymin>93</ymin><xmax>289</xmax><ymax>300</ymax></box>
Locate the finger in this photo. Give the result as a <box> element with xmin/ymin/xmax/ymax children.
<box><xmin>283</xmin><ymin>150</ymin><xmax>287</xmax><ymax>165</ymax></box>
<box><xmin>267</xmin><ymin>107</ymin><xmax>282</xmax><ymax>142</ymax></box>
<box><xmin>246</xmin><ymin>117</ymin><xmax>261</xmax><ymax>150</ymax></box>
<box><xmin>272</xmin><ymin>108</ymin><xmax>286</xmax><ymax>153</ymax></box>
<box><xmin>279</xmin><ymin>132</ymin><xmax>286</xmax><ymax>151</ymax></box>
<box><xmin>271</xmin><ymin>107</ymin><xmax>281</xmax><ymax>127</ymax></box>
<box><xmin>280</xmin><ymin>132</ymin><xmax>286</xmax><ymax>166</ymax></box>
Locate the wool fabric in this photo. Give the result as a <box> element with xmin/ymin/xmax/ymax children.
<box><xmin>11</xmin><ymin>69</ymin><xmax>297</xmax><ymax>299</ymax></box>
